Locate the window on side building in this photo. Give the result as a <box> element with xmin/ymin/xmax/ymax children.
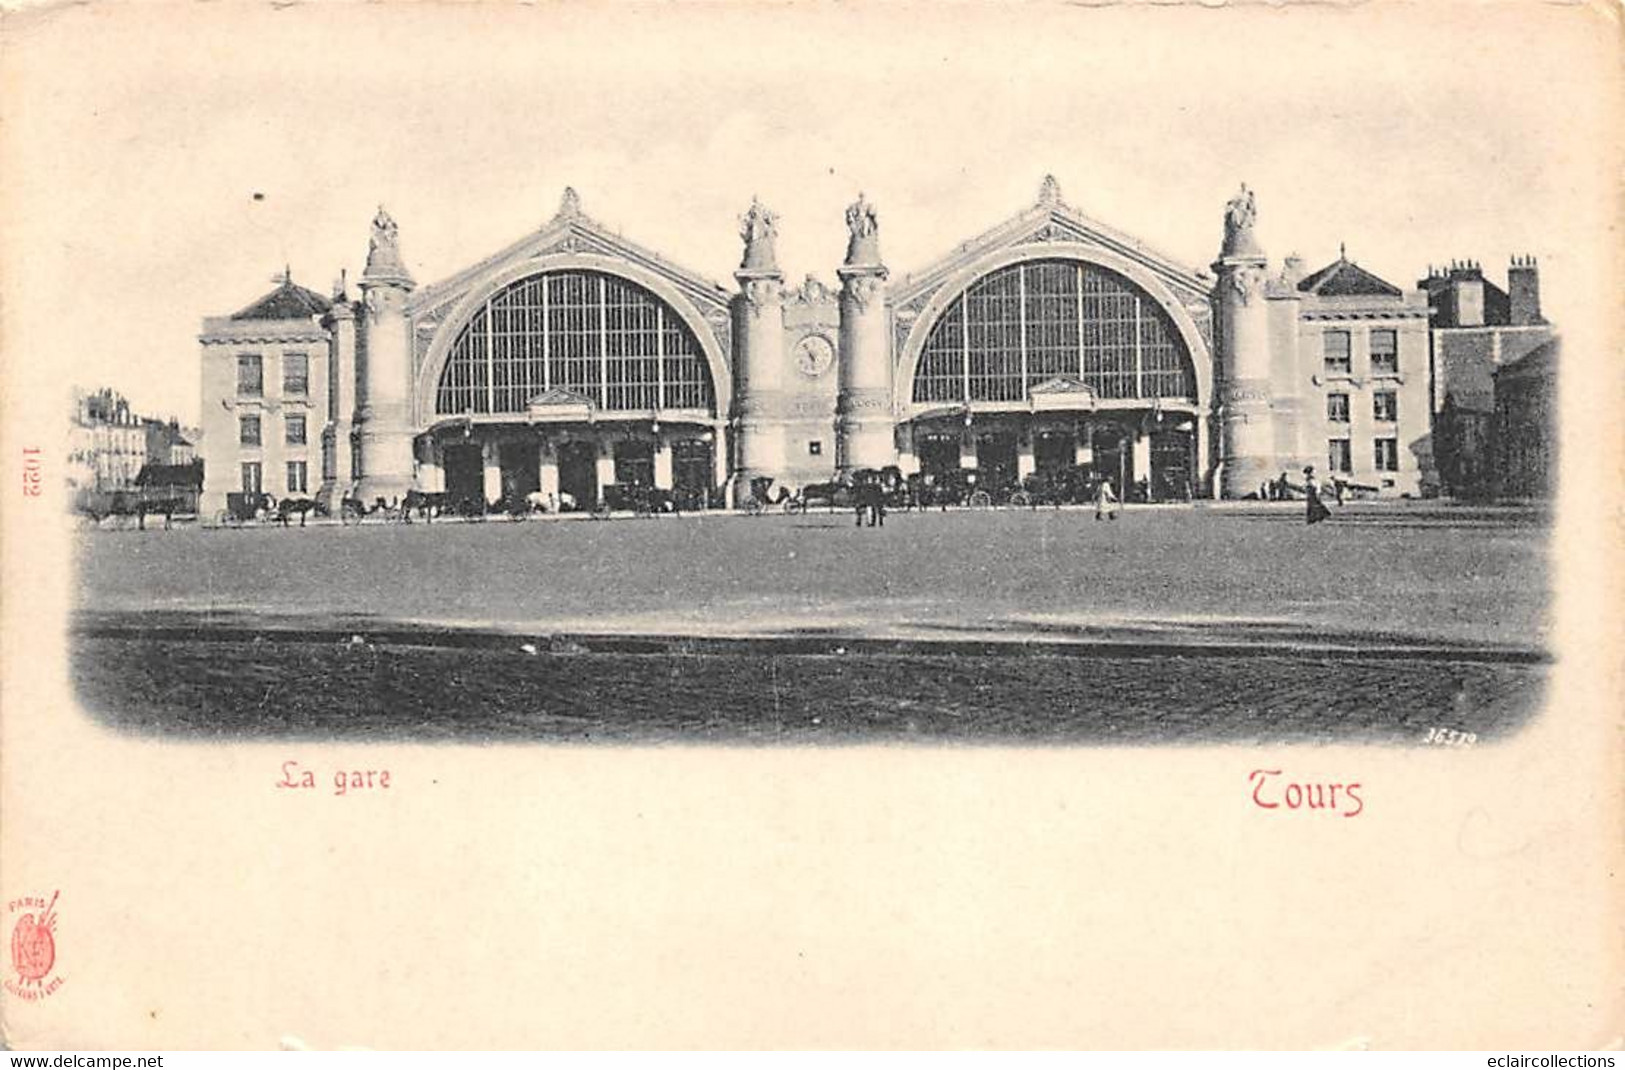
<box><xmin>286</xmin><ymin>461</ymin><xmax>308</xmax><ymax>494</ymax></box>
<box><xmin>1327</xmin><ymin>438</ymin><xmax>1351</xmax><ymax>473</ymax></box>
<box><xmin>1370</xmin><ymin>330</ymin><xmax>1398</xmax><ymax>376</ymax></box>
<box><xmin>239</xmin><ymin>415</ymin><xmax>261</xmax><ymax>447</ymax></box>
<box><xmin>1374</xmin><ymin>437</ymin><xmax>1399</xmax><ymax>472</ymax></box>
<box><xmin>237</xmin><ymin>354</ymin><xmax>263</xmax><ymax>397</ymax></box>
<box><xmin>1327</xmin><ymin>393</ymin><xmax>1350</xmax><ymax>423</ymax></box>
<box><xmin>1373</xmin><ymin>391</ymin><xmax>1398</xmax><ymax>423</ymax></box>
<box><xmin>241</xmin><ymin>462</ymin><xmax>262</xmax><ymax>494</ymax></box>
<box><xmin>286</xmin><ymin>414</ymin><xmax>306</xmax><ymax>445</ymax></box>
<box><xmin>1323</xmin><ymin>330</ymin><xmax>1351</xmax><ymax>376</ymax></box>
<box><xmin>284</xmin><ymin>353</ymin><xmax>309</xmax><ymax>396</ymax></box>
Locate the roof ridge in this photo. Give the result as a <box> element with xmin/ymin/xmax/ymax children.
<box><xmin>227</xmin><ymin>275</ymin><xmax>332</xmax><ymax>321</ymax></box>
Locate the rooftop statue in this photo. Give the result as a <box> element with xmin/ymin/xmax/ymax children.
<box><xmin>846</xmin><ymin>192</ymin><xmax>878</xmax><ymax>240</ymax></box>
<box><xmin>1225</xmin><ymin>185</ymin><xmax>1256</xmax><ymax>236</ymax></box>
<box><xmin>370</xmin><ymin>207</ymin><xmax>398</xmax><ymax>255</ymax></box>
<box><xmin>363</xmin><ymin>205</ymin><xmax>413</xmax><ymax>284</ymax></box>
<box><xmin>738</xmin><ymin>196</ymin><xmax>779</xmax><ymax>272</ymax></box>
<box><xmin>1220</xmin><ymin>183</ymin><xmax>1263</xmax><ymax>259</ymax></box>
<box><xmin>844</xmin><ymin>192</ymin><xmax>883</xmax><ymax>267</ymax></box>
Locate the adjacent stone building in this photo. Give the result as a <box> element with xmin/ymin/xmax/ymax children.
<box><xmin>68</xmin><ymin>388</ymin><xmax>149</xmax><ymax>492</ymax></box>
<box><xmin>195</xmin><ymin>178</ymin><xmax>1549</xmax><ymax>514</ymax></box>
<box><xmin>1491</xmin><ymin>336</ymin><xmax>1559</xmax><ymax>499</ymax></box>
<box><xmin>197</xmin><ymin>272</ymin><xmax>333</xmax><ymax>514</ymax></box>
<box><xmin>1421</xmin><ymin>258</ymin><xmax>1556</xmax><ymax>499</ymax></box>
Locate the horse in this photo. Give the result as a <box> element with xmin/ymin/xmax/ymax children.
<box><xmin>403</xmin><ymin>490</ymin><xmax>449</xmax><ymax>522</ymax></box>
<box><xmin>745</xmin><ymin>476</ymin><xmax>796</xmax><ymax>514</ymax></box>
<box><xmin>909</xmin><ymin>470</ymin><xmax>975</xmax><ymax>511</ymax></box>
<box><xmin>339</xmin><ymin>493</ymin><xmax>401</xmax><ymax>525</ymax></box>
<box><xmin>275</xmin><ymin>496</ymin><xmax>320</xmax><ymax>527</ymax></box>
<box><xmin>1019</xmin><ymin>470</ymin><xmax>1068</xmax><ymax>510</ymax></box>
<box><xmin>797</xmin><ymin>475</ymin><xmax>853</xmax><ymax>512</ymax></box>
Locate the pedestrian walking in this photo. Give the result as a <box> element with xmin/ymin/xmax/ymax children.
<box><xmin>854</xmin><ymin>480</ymin><xmax>885</xmax><ymax>527</ymax></box>
<box><xmin>1094</xmin><ymin>477</ymin><xmax>1120</xmax><ymax>521</ymax></box>
<box><xmin>1303</xmin><ymin>466</ymin><xmax>1331</xmax><ymax>525</ymax></box>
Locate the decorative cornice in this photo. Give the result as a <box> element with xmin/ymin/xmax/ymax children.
<box><xmin>785</xmin><ymin>274</ymin><xmax>837</xmax><ymax>307</ymax></box>
<box><xmin>737</xmin><ymin>273</ymin><xmax>784</xmax><ymax>318</ymax></box>
<box><xmin>1299</xmin><ymin>309</ymin><xmax>1430</xmax><ymax>321</ymax></box>
<box><xmin>1219</xmin><ymin>263</ymin><xmax>1269</xmax><ymax>306</ymax></box>
<box><xmin>838</xmin><ymin>268</ymin><xmax>887</xmax><ymax>313</ymax></box>
<box><xmin>200</xmin><ymin>331</ymin><xmax>330</xmax><ymax>346</ymax></box>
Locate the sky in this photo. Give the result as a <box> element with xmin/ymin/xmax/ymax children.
<box><xmin>2</xmin><ymin>0</ymin><xmax>1617</xmax><ymax>427</ymax></box>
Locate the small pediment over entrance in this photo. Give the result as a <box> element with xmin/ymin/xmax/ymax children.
<box><xmin>525</xmin><ymin>388</ymin><xmax>597</xmax><ymax>422</ymax></box>
<box><xmin>1027</xmin><ymin>376</ymin><xmax>1099</xmax><ymax>410</ymax></box>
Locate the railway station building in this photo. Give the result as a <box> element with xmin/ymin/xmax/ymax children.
<box><xmin>196</xmin><ymin>177</ymin><xmax>1545</xmax><ymax>515</ymax></box>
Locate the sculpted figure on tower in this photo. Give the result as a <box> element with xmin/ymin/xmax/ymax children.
<box><xmin>1220</xmin><ymin>184</ymin><xmax>1262</xmax><ymax>259</ymax></box>
<box><xmin>844</xmin><ymin>192</ymin><xmax>882</xmax><ymax>267</ymax></box>
<box><xmin>363</xmin><ymin>205</ymin><xmax>413</xmax><ymax>284</ymax></box>
<box><xmin>739</xmin><ymin>197</ymin><xmax>780</xmax><ymax>272</ymax></box>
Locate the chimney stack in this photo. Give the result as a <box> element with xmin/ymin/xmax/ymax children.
<box><xmin>1508</xmin><ymin>255</ymin><xmax>1542</xmax><ymax>326</ymax></box>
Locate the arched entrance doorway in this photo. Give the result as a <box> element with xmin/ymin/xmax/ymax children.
<box><xmin>425</xmin><ymin>268</ymin><xmax>722</xmax><ymax>511</ymax></box>
<box><xmin>902</xmin><ymin>256</ymin><xmax>1204</xmax><ymax>499</ymax></box>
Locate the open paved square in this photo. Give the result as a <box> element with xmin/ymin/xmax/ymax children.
<box><xmin>72</xmin><ymin>502</ymin><xmax>1550</xmax><ymax>744</ymax></box>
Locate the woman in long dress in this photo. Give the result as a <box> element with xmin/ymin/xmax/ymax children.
<box><xmin>1303</xmin><ymin>466</ymin><xmax>1331</xmax><ymax>525</ymax></box>
<box><xmin>1094</xmin><ymin>477</ymin><xmax>1120</xmax><ymax>521</ymax></box>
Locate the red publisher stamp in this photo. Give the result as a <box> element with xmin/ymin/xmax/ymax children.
<box><xmin>5</xmin><ymin>890</ymin><xmax>64</xmax><ymax>1001</ymax></box>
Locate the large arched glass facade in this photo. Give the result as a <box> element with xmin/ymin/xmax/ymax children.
<box><xmin>912</xmin><ymin>259</ymin><xmax>1195</xmax><ymax>404</ymax></box>
<box><xmin>435</xmin><ymin>270</ymin><xmax>714</xmax><ymax>416</ymax></box>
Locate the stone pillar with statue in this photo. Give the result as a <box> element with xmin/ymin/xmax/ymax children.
<box><xmin>1212</xmin><ymin>185</ymin><xmax>1275</xmax><ymax>498</ymax></box>
<box><xmin>355</xmin><ymin>207</ymin><xmax>418</xmax><ymax>505</ymax></box>
<box><xmin>732</xmin><ymin>197</ymin><xmax>789</xmax><ymax>506</ymax></box>
<box><xmin>836</xmin><ymin>192</ymin><xmax>896</xmax><ymax>473</ymax></box>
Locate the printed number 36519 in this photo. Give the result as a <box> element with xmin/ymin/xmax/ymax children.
<box><xmin>1424</xmin><ymin>727</ymin><xmax>1476</xmax><ymax>747</ymax></box>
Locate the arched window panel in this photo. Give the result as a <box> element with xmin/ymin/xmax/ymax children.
<box><xmin>435</xmin><ymin>270</ymin><xmax>714</xmax><ymax>417</ymax></box>
<box><xmin>911</xmin><ymin>259</ymin><xmax>1195</xmax><ymax>405</ymax></box>
<box><xmin>915</xmin><ymin>299</ymin><xmax>965</xmax><ymax>404</ymax></box>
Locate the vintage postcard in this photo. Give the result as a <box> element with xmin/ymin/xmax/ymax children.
<box><xmin>1</xmin><ymin>0</ymin><xmax>1619</xmax><ymax>1051</ymax></box>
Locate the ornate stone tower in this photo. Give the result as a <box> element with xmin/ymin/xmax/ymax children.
<box><xmin>356</xmin><ymin>207</ymin><xmax>417</xmax><ymax>503</ymax></box>
<box><xmin>1212</xmin><ymin>185</ymin><xmax>1274</xmax><ymax>498</ymax></box>
<box><xmin>835</xmin><ymin>192</ymin><xmax>893</xmax><ymax>472</ymax></box>
<box><xmin>732</xmin><ymin>197</ymin><xmax>788</xmax><ymax>504</ymax></box>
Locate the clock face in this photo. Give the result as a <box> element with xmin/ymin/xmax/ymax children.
<box><xmin>795</xmin><ymin>335</ymin><xmax>835</xmax><ymax>378</ymax></box>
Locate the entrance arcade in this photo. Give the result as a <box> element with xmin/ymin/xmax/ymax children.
<box><xmin>558</xmin><ymin>441</ymin><xmax>598</xmax><ymax>511</ymax></box>
<box><xmin>903</xmin><ymin>414</ymin><xmax>1195</xmax><ymax>502</ymax></box>
<box><xmin>422</xmin><ymin>422</ymin><xmax>723</xmax><ymax>513</ymax></box>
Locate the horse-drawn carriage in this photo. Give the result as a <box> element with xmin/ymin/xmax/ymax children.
<box><xmin>1013</xmin><ymin>465</ymin><xmax>1097</xmax><ymax>509</ymax></box>
<box><xmin>908</xmin><ymin>468</ymin><xmax>980</xmax><ymax>510</ymax></box>
<box><xmin>219</xmin><ymin>491</ymin><xmax>274</xmax><ymax>527</ymax></box>
<box><xmin>601</xmin><ymin>482</ymin><xmax>681</xmax><ymax>518</ymax></box>
<box><xmin>742</xmin><ymin>476</ymin><xmax>800</xmax><ymax>515</ymax></box>
<box><xmin>216</xmin><ymin>492</ymin><xmax>324</xmax><ymax>527</ymax></box>
<box><xmin>78</xmin><ymin>488</ymin><xmax>194</xmax><ymax>530</ymax></box>
<box><xmin>791</xmin><ymin>467</ymin><xmax>911</xmax><ymax>513</ymax></box>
